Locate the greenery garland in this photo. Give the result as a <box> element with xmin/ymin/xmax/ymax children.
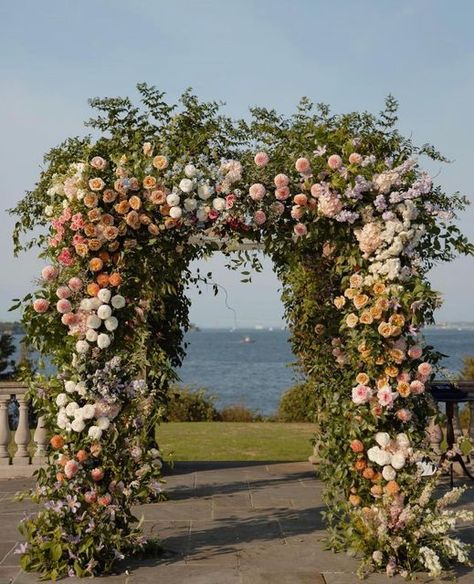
<box><xmin>10</xmin><ymin>85</ymin><xmax>474</xmax><ymax>579</ymax></box>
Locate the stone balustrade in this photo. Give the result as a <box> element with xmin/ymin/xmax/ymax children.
<box><xmin>0</xmin><ymin>381</ymin><xmax>48</xmax><ymax>478</ymax></box>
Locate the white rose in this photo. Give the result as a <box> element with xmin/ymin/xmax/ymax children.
<box><xmin>97</xmin><ymin>304</ymin><xmax>112</xmax><ymax>320</ymax></box>
<box><xmin>391</xmin><ymin>452</ymin><xmax>406</xmax><ymax>470</ymax></box>
<box><xmin>184</xmin><ymin>164</ymin><xmax>197</xmax><ymax>178</ymax></box>
<box><xmin>65</xmin><ymin>402</ymin><xmax>79</xmax><ymax>416</ymax></box>
<box><xmin>105</xmin><ymin>317</ymin><xmax>118</xmax><ymax>331</ymax></box>
<box><xmin>45</xmin><ymin>205</ymin><xmax>54</xmax><ymax>216</ymax></box>
<box><xmin>196</xmin><ymin>207</ymin><xmax>208</xmax><ymax>221</ymax></box>
<box><xmin>166</xmin><ymin>193</ymin><xmax>180</xmax><ymax>207</ymax></box>
<box><xmin>75</xmin><ymin>340</ymin><xmax>89</xmax><ymax>354</ymax></box>
<box><xmin>97</xmin><ymin>288</ymin><xmax>111</xmax><ymax>304</ymax></box>
<box><xmin>96</xmin><ymin>417</ymin><xmax>110</xmax><ymax>431</ymax></box>
<box><xmin>90</xmin><ymin>297</ymin><xmax>102</xmax><ymax>310</ymax></box>
<box><xmin>86</xmin><ymin>329</ymin><xmax>98</xmax><ymax>342</ymax></box>
<box><xmin>169</xmin><ymin>206</ymin><xmax>182</xmax><ymax>219</ymax></box>
<box><xmin>367</xmin><ymin>446</ymin><xmax>381</xmax><ymax>463</ymax></box>
<box><xmin>150</xmin><ymin>448</ymin><xmax>160</xmax><ymax>458</ymax></box>
<box><xmin>75</xmin><ymin>382</ymin><xmax>87</xmax><ymax>396</ymax></box>
<box><xmin>375</xmin><ymin>432</ymin><xmax>391</xmax><ymax>448</ymax></box>
<box><xmin>111</xmin><ymin>295</ymin><xmax>126</xmax><ymax>309</ymax></box>
<box><xmin>88</xmin><ymin>426</ymin><xmax>103</xmax><ymax>440</ymax></box>
<box><xmin>57</xmin><ymin>414</ymin><xmax>68</xmax><ymax>429</ymax></box>
<box><xmin>377</xmin><ymin>450</ymin><xmax>392</xmax><ymax>466</ymax></box>
<box><xmin>97</xmin><ymin>333</ymin><xmax>111</xmax><ymax>349</ymax></box>
<box><xmin>80</xmin><ymin>298</ymin><xmax>93</xmax><ymax>311</ymax></box>
<box><xmin>212</xmin><ymin>197</ymin><xmax>226</xmax><ymax>211</ymax></box>
<box><xmin>71</xmin><ymin>418</ymin><xmax>86</xmax><ymax>433</ymax></box>
<box><xmin>382</xmin><ymin>465</ymin><xmax>397</xmax><ymax>481</ymax></box>
<box><xmin>197</xmin><ymin>184</ymin><xmax>212</xmax><ymax>200</ymax></box>
<box><xmin>86</xmin><ymin>315</ymin><xmax>101</xmax><ymax>329</ymax></box>
<box><xmin>184</xmin><ymin>199</ymin><xmax>197</xmax><ymax>212</ymax></box>
<box><xmin>396</xmin><ymin>433</ymin><xmax>410</xmax><ymax>448</ymax></box>
<box><xmin>179</xmin><ymin>178</ymin><xmax>194</xmax><ymax>193</ymax></box>
<box><xmin>81</xmin><ymin>404</ymin><xmax>96</xmax><ymax>420</ymax></box>
<box><xmin>56</xmin><ymin>393</ymin><xmax>68</xmax><ymax>407</ymax></box>
<box><xmin>64</xmin><ymin>381</ymin><xmax>76</xmax><ymax>393</ymax></box>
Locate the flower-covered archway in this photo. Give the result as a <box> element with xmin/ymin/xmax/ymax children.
<box><xmin>11</xmin><ymin>85</ymin><xmax>474</xmax><ymax>580</ymax></box>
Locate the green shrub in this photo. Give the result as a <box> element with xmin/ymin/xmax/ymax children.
<box><xmin>166</xmin><ymin>386</ymin><xmax>218</xmax><ymax>421</ymax></box>
<box><xmin>278</xmin><ymin>382</ymin><xmax>317</xmax><ymax>422</ymax></box>
<box><xmin>218</xmin><ymin>404</ymin><xmax>260</xmax><ymax>422</ymax></box>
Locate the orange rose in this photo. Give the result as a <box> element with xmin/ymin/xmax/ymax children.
<box><xmin>103</xmin><ymin>226</ymin><xmax>119</xmax><ymax>241</ymax></box>
<box><xmin>370</xmin><ymin>485</ymin><xmax>383</xmax><ymax>497</ymax></box>
<box><xmin>108</xmin><ymin>241</ymin><xmax>120</xmax><ymax>252</ymax></box>
<box><xmin>89</xmin><ymin>177</ymin><xmax>105</xmax><ymax>191</ymax></box>
<box><xmin>363</xmin><ymin>467</ymin><xmax>375</xmax><ymax>480</ymax></box>
<box><xmin>76</xmin><ymin>449</ymin><xmax>89</xmax><ymax>463</ymax></box>
<box><xmin>89</xmin><ymin>257</ymin><xmax>104</xmax><ymax>272</ymax></box>
<box><xmin>160</xmin><ymin>204</ymin><xmax>171</xmax><ymax>216</ymax></box>
<box><xmin>75</xmin><ymin>243</ymin><xmax>89</xmax><ymax>257</ymax></box>
<box><xmin>165</xmin><ymin>217</ymin><xmax>179</xmax><ymax>229</ymax></box>
<box><xmin>354</xmin><ymin>459</ymin><xmax>366</xmax><ymax>471</ymax></box>
<box><xmin>143</xmin><ymin>176</ymin><xmax>157</xmax><ymax>190</ymax></box>
<box><xmin>389</xmin><ymin>348</ymin><xmax>405</xmax><ymax>363</ymax></box>
<box><xmin>344</xmin><ymin>288</ymin><xmax>356</xmax><ymax>299</ymax></box>
<box><xmin>88</xmin><ymin>208</ymin><xmax>102</xmax><ymax>223</ymax></box>
<box><xmin>149</xmin><ymin>189</ymin><xmax>166</xmax><ymax>205</ymax></box>
<box><xmin>84</xmin><ymin>223</ymin><xmax>97</xmax><ymax>237</ymax></box>
<box><xmin>376</xmin><ymin>298</ymin><xmax>389</xmax><ymax>311</ymax></box>
<box><xmin>349</xmin><ymin>274</ymin><xmax>363</xmax><ymax>288</ymax></box>
<box><xmin>370</xmin><ymin>307</ymin><xmax>383</xmax><ymax>320</ymax></box>
<box><xmin>353</xmin><ymin>294</ymin><xmax>369</xmax><ymax>310</ymax></box>
<box><xmin>88</xmin><ymin>239</ymin><xmax>102</xmax><ymax>252</ymax></box>
<box><xmin>376</xmin><ymin>377</ymin><xmax>389</xmax><ymax>389</ymax></box>
<box><xmin>101</xmin><ymin>213</ymin><xmax>115</xmax><ymax>226</ymax></box>
<box><xmin>349</xmin><ymin>494</ymin><xmax>361</xmax><ymax>506</ymax></box>
<box><xmin>129</xmin><ymin>195</ymin><xmax>142</xmax><ymax>210</ymax></box>
<box><xmin>50</xmin><ymin>435</ymin><xmax>64</xmax><ymax>450</ymax></box>
<box><xmin>103</xmin><ymin>189</ymin><xmax>118</xmax><ymax>203</ymax></box>
<box><xmin>346</xmin><ymin>313</ymin><xmax>359</xmax><ymax>328</ymax></box>
<box><xmin>84</xmin><ymin>193</ymin><xmax>99</xmax><ymax>208</ymax></box>
<box><xmin>96</xmin><ymin>273</ymin><xmax>110</xmax><ymax>287</ymax></box>
<box><xmin>56</xmin><ymin>472</ymin><xmax>65</xmax><ymax>482</ymax></box>
<box><xmin>115</xmin><ymin>200</ymin><xmax>130</xmax><ymax>215</ymax></box>
<box><xmin>87</xmin><ymin>283</ymin><xmax>100</xmax><ymax>297</ymax></box>
<box><xmin>360</xmin><ymin>311</ymin><xmax>373</xmax><ymax>325</ymax></box>
<box><xmin>385</xmin><ymin>480</ymin><xmax>400</xmax><ymax>496</ymax></box>
<box><xmin>378</xmin><ymin>322</ymin><xmax>392</xmax><ymax>338</ymax></box>
<box><xmin>389</xmin><ymin>314</ymin><xmax>405</xmax><ymax>328</ymax></box>
<box><xmin>148</xmin><ymin>223</ymin><xmax>160</xmax><ymax>235</ymax></box>
<box><xmin>90</xmin><ymin>443</ymin><xmax>102</xmax><ymax>457</ymax></box>
<box><xmin>356</xmin><ymin>373</ymin><xmax>370</xmax><ymax>385</ymax></box>
<box><xmin>373</xmin><ymin>282</ymin><xmax>386</xmax><ymax>295</ymax></box>
<box><xmin>139</xmin><ymin>213</ymin><xmax>151</xmax><ymax>225</ymax></box>
<box><xmin>152</xmin><ymin>155</ymin><xmax>168</xmax><ymax>170</ymax></box>
<box><xmin>126</xmin><ymin>211</ymin><xmax>141</xmax><ymax>230</ymax></box>
<box><xmin>334</xmin><ymin>296</ymin><xmax>346</xmax><ymax>309</ymax></box>
<box><xmin>398</xmin><ymin>382</ymin><xmax>411</xmax><ymax>397</ymax></box>
<box><xmin>109</xmin><ymin>273</ymin><xmax>122</xmax><ymax>287</ymax></box>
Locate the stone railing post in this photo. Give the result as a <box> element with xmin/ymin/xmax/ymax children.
<box><xmin>427</xmin><ymin>399</ymin><xmax>443</xmax><ymax>455</ymax></box>
<box><xmin>13</xmin><ymin>392</ymin><xmax>31</xmax><ymax>464</ymax></box>
<box><xmin>33</xmin><ymin>415</ymin><xmax>48</xmax><ymax>465</ymax></box>
<box><xmin>0</xmin><ymin>395</ymin><xmax>10</xmax><ymax>465</ymax></box>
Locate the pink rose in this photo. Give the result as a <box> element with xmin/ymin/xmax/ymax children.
<box><xmin>291</xmin><ymin>206</ymin><xmax>304</xmax><ymax>220</ymax></box>
<box><xmin>271</xmin><ymin>202</ymin><xmax>285</xmax><ymax>215</ymax></box>
<box><xmin>41</xmin><ymin>265</ymin><xmax>58</xmax><ymax>281</ymax></box>
<box><xmin>72</xmin><ymin>234</ymin><xmax>85</xmax><ymax>246</ymax></box>
<box><xmin>417</xmin><ymin>362</ymin><xmax>432</xmax><ymax>377</ymax></box>
<box><xmin>91</xmin><ymin>468</ymin><xmax>104</xmax><ymax>482</ymax></box>
<box><xmin>56</xmin><ymin>286</ymin><xmax>71</xmax><ymax>299</ymax></box>
<box><xmin>254</xmin><ymin>210</ymin><xmax>266</xmax><ymax>225</ymax></box>
<box><xmin>275</xmin><ymin>187</ymin><xmax>290</xmax><ymax>200</ymax></box>
<box><xmin>310</xmin><ymin>183</ymin><xmax>323</xmax><ymax>198</ymax></box>
<box><xmin>408</xmin><ymin>346</ymin><xmax>423</xmax><ymax>359</ymax></box>
<box><xmin>249</xmin><ymin>183</ymin><xmax>266</xmax><ymax>201</ymax></box>
<box><xmin>351</xmin><ymin>384</ymin><xmax>372</xmax><ymax>405</ymax></box>
<box><xmin>410</xmin><ymin>380</ymin><xmax>425</xmax><ymax>395</ymax></box>
<box><xmin>293</xmin><ymin>194</ymin><xmax>307</xmax><ymax>206</ymax></box>
<box><xmin>254</xmin><ymin>152</ymin><xmax>269</xmax><ymax>167</ymax></box>
<box><xmin>225</xmin><ymin>194</ymin><xmax>236</xmax><ymax>209</ymax></box>
<box><xmin>350</xmin><ymin>439</ymin><xmax>364</xmax><ymax>453</ymax></box>
<box><xmin>397</xmin><ymin>372</ymin><xmax>410</xmax><ymax>383</ymax></box>
<box><xmin>295</xmin><ymin>157</ymin><xmax>311</xmax><ymax>173</ymax></box>
<box><xmin>64</xmin><ymin>460</ymin><xmax>79</xmax><ymax>479</ymax></box>
<box><xmin>56</xmin><ymin>299</ymin><xmax>72</xmax><ymax>314</ymax></box>
<box><xmin>84</xmin><ymin>490</ymin><xmax>97</xmax><ymax>504</ymax></box>
<box><xmin>57</xmin><ymin>248</ymin><xmax>74</xmax><ymax>267</ymax></box>
<box><xmin>90</xmin><ymin>156</ymin><xmax>107</xmax><ymax>170</ymax></box>
<box><xmin>318</xmin><ymin>193</ymin><xmax>343</xmax><ymax>218</ymax></box>
<box><xmin>377</xmin><ymin>386</ymin><xmax>396</xmax><ymax>407</ymax></box>
<box><xmin>327</xmin><ymin>154</ymin><xmax>343</xmax><ymax>170</ymax></box>
<box><xmin>61</xmin><ymin>312</ymin><xmax>77</xmax><ymax>326</ymax></box>
<box><xmin>33</xmin><ymin>298</ymin><xmax>50</xmax><ymax>313</ymax></box>
<box><xmin>68</xmin><ymin>277</ymin><xmax>83</xmax><ymax>292</ymax></box>
<box><xmin>274</xmin><ymin>174</ymin><xmax>289</xmax><ymax>188</ymax></box>
<box><xmin>98</xmin><ymin>493</ymin><xmax>112</xmax><ymax>506</ymax></box>
<box><xmin>208</xmin><ymin>209</ymin><xmax>219</xmax><ymax>220</ymax></box>
<box><xmin>396</xmin><ymin>409</ymin><xmax>412</xmax><ymax>422</ymax></box>
<box><xmin>293</xmin><ymin>223</ymin><xmax>307</xmax><ymax>237</ymax></box>
<box><xmin>349</xmin><ymin>153</ymin><xmax>362</xmax><ymax>165</ymax></box>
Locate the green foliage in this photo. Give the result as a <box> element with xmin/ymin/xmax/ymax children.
<box><xmin>165</xmin><ymin>386</ymin><xmax>218</xmax><ymax>421</ymax></box>
<box><xmin>0</xmin><ymin>333</ymin><xmax>16</xmax><ymax>379</ymax></box>
<box><xmin>218</xmin><ymin>404</ymin><xmax>260</xmax><ymax>422</ymax></box>
<box><xmin>278</xmin><ymin>381</ymin><xmax>318</xmax><ymax>422</ymax></box>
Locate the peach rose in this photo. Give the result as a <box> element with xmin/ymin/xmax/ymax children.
<box><xmin>353</xmin><ymin>294</ymin><xmax>369</xmax><ymax>310</ymax></box>
<box><xmin>84</xmin><ymin>223</ymin><xmax>97</xmax><ymax>237</ymax></box>
<box><xmin>88</xmin><ymin>208</ymin><xmax>102</xmax><ymax>223</ymax></box>
<box><xmin>254</xmin><ymin>210</ymin><xmax>266</xmax><ymax>225</ymax></box>
<box><xmin>327</xmin><ymin>154</ymin><xmax>342</xmax><ymax>170</ymax></box>
<box><xmin>129</xmin><ymin>195</ymin><xmax>142</xmax><ymax>210</ymax></box>
<box><xmin>254</xmin><ymin>152</ymin><xmax>269</xmax><ymax>167</ymax></box>
<box><xmin>33</xmin><ymin>298</ymin><xmax>50</xmax><ymax>313</ymax></box>
<box><xmin>149</xmin><ymin>189</ymin><xmax>166</xmax><ymax>205</ymax></box>
<box><xmin>84</xmin><ymin>490</ymin><xmax>97</xmax><ymax>504</ymax></box>
<box><xmin>64</xmin><ymin>459</ymin><xmax>79</xmax><ymax>479</ymax></box>
<box><xmin>89</xmin><ymin>257</ymin><xmax>104</xmax><ymax>272</ymax></box>
<box><xmin>417</xmin><ymin>362</ymin><xmax>432</xmax><ymax>377</ymax></box>
<box><xmin>75</xmin><ymin>243</ymin><xmax>89</xmax><ymax>257</ymax></box>
<box><xmin>310</xmin><ymin>183</ymin><xmax>323</xmax><ymax>198</ymax></box>
<box><xmin>143</xmin><ymin>142</ymin><xmax>153</xmax><ymax>157</ymax></box>
<box><xmin>41</xmin><ymin>265</ymin><xmax>58</xmax><ymax>281</ymax></box>
<box><xmin>408</xmin><ymin>346</ymin><xmax>423</xmax><ymax>359</ymax></box>
<box><xmin>91</xmin><ymin>468</ymin><xmax>104</xmax><ymax>481</ymax></box>
<box><xmin>295</xmin><ymin>157</ymin><xmax>311</xmax><ymax>173</ymax></box>
<box><xmin>360</xmin><ymin>311</ymin><xmax>373</xmax><ymax>325</ymax></box>
<box><xmin>293</xmin><ymin>193</ymin><xmax>308</xmax><ymax>206</ymax></box>
<box><xmin>349</xmin><ymin>274</ymin><xmax>363</xmax><ymax>288</ymax></box>
<box><xmin>349</xmin><ymin>494</ymin><xmax>361</xmax><ymax>506</ymax></box>
<box><xmin>103</xmin><ymin>226</ymin><xmax>119</xmax><ymax>241</ymax></box>
<box><xmin>152</xmin><ymin>155</ymin><xmax>168</xmax><ymax>170</ymax></box>
<box><xmin>373</xmin><ymin>282</ymin><xmax>386</xmax><ymax>295</ymax></box>
<box><xmin>101</xmin><ymin>213</ymin><xmax>115</xmax><ymax>226</ymax></box>
<box><xmin>389</xmin><ymin>314</ymin><xmax>405</xmax><ymax>328</ymax></box>
<box><xmin>293</xmin><ymin>223</ymin><xmax>307</xmax><ymax>237</ymax></box>
<box><xmin>356</xmin><ymin>373</ymin><xmax>370</xmax><ymax>385</ymax></box>
<box><xmin>333</xmin><ymin>296</ymin><xmax>346</xmax><ymax>309</ymax></box>
<box><xmin>350</xmin><ymin>439</ymin><xmax>364</xmax><ymax>453</ymax></box>
<box><xmin>143</xmin><ymin>175</ymin><xmax>157</xmax><ymax>190</ymax></box>
<box><xmin>249</xmin><ymin>183</ymin><xmax>266</xmax><ymax>201</ymax></box>
<box><xmin>98</xmin><ymin>493</ymin><xmax>112</xmax><ymax>506</ymax></box>
<box><xmin>348</xmin><ymin>152</ymin><xmax>362</xmax><ymax>165</ymax></box>
<box><xmin>397</xmin><ymin>382</ymin><xmax>411</xmax><ymax>397</ymax></box>
<box><xmin>50</xmin><ymin>435</ymin><xmax>64</xmax><ymax>450</ymax></box>
<box><xmin>275</xmin><ymin>186</ymin><xmax>290</xmax><ymax>200</ymax></box>
<box><xmin>115</xmin><ymin>200</ymin><xmax>130</xmax><ymax>215</ymax></box>
<box><xmin>346</xmin><ymin>313</ymin><xmax>359</xmax><ymax>328</ymax></box>
<box><xmin>89</xmin><ymin>178</ymin><xmax>105</xmax><ymax>192</ymax></box>
<box><xmin>344</xmin><ymin>288</ymin><xmax>356</xmax><ymax>299</ymax></box>
<box><xmin>274</xmin><ymin>173</ymin><xmax>289</xmax><ymax>188</ymax></box>
<box><xmin>378</xmin><ymin>322</ymin><xmax>392</xmax><ymax>338</ymax></box>
<box><xmin>88</xmin><ymin>239</ymin><xmax>102</xmax><ymax>252</ymax></box>
<box><xmin>103</xmin><ymin>189</ymin><xmax>118</xmax><ymax>204</ymax></box>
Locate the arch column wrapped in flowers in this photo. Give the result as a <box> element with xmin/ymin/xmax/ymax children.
<box><xmin>10</xmin><ymin>86</ymin><xmax>474</xmax><ymax>579</ymax></box>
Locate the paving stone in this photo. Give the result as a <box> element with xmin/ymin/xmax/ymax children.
<box><xmin>241</xmin><ymin>571</ymin><xmax>325</xmax><ymax>584</ymax></box>
<box><xmin>0</xmin><ymin>565</ymin><xmax>20</xmax><ymax>583</ymax></box>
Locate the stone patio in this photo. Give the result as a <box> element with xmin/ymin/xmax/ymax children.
<box><xmin>0</xmin><ymin>461</ymin><xmax>473</xmax><ymax>583</ymax></box>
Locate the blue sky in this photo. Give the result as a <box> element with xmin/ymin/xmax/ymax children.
<box><xmin>1</xmin><ymin>0</ymin><xmax>473</xmax><ymax>327</ymax></box>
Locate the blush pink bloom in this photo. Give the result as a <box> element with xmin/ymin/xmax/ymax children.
<box><xmin>327</xmin><ymin>154</ymin><xmax>343</xmax><ymax>170</ymax></box>
<box><xmin>291</xmin><ymin>205</ymin><xmax>304</xmax><ymax>220</ymax></box>
<box><xmin>57</xmin><ymin>248</ymin><xmax>74</xmax><ymax>267</ymax></box>
<box><xmin>410</xmin><ymin>380</ymin><xmax>425</xmax><ymax>394</ymax></box>
<box><xmin>64</xmin><ymin>460</ymin><xmax>79</xmax><ymax>479</ymax></box>
<box><xmin>349</xmin><ymin>152</ymin><xmax>363</xmax><ymax>165</ymax></box>
<box><xmin>249</xmin><ymin>183</ymin><xmax>266</xmax><ymax>201</ymax></box>
<box><xmin>91</xmin><ymin>468</ymin><xmax>104</xmax><ymax>482</ymax></box>
<box><xmin>225</xmin><ymin>194</ymin><xmax>236</xmax><ymax>209</ymax></box>
<box><xmin>318</xmin><ymin>193</ymin><xmax>343</xmax><ymax>218</ymax></box>
<box><xmin>293</xmin><ymin>223</ymin><xmax>307</xmax><ymax>237</ymax></box>
<box><xmin>208</xmin><ymin>209</ymin><xmax>219</xmax><ymax>220</ymax></box>
<box><xmin>84</xmin><ymin>490</ymin><xmax>97</xmax><ymax>504</ymax></box>
<box><xmin>351</xmin><ymin>384</ymin><xmax>372</xmax><ymax>405</ymax></box>
<box><xmin>90</xmin><ymin>156</ymin><xmax>107</xmax><ymax>170</ymax></box>
<box><xmin>72</xmin><ymin>234</ymin><xmax>85</xmax><ymax>246</ymax></box>
<box><xmin>271</xmin><ymin>202</ymin><xmax>285</xmax><ymax>216</ymax></box>
<box><xmin>397</xmin><ymin>372</ymin><xmax>410</xmax><ymax>383</ymax></box>
<box><xmin>254</xmin><ymin>210</ymin><xmax>267</xmax><ymax>225</ymax></box>
<box><xmin>56</xmin><ymin>299</ymin><xmax>72</xmax><ymax>314</ymax></box>
<box><xmin>377</xmin><ymin>386</ymin><xmax>396</xmax><ymax>407</ymax></box>
<box><xmin>56</xmin><ymin>286</ymin><xmax>71</xmax><ymax>299</ymax></box>
<box><xmin>293</xmin><ymin>194</ymin><xmax>308</xmax><ymax>206</ymax></box>
<box><xmin>417</xmin><ymin>362</ymin><xmax>432</xmax><ymax>377</ymax></box>
<box><xmin>310</xmin><ymin>183</ymin><xmax>324</xmax><ymax>198</ymax></box>
<box><xmin>33</xmin><ymin>298</ymin><xmax>50</xmax><ymax>313</ymax></box>
<box><xmin>274</xmin><ymin>173</ymin><xmax>289</xmax><ymax>188</ymax></box>
<box><xmin>295</xmin><ymin>157</ymin><xmax>311</xmax><ymax>173</ymax></box>
<box><xmin>254</xmin><ymin>152</ymin><xmax>269</xmax><ymax>167</ymax></box>
<box><xmin>41</xmin><ymin>265</ymin><xmax>58</xmax><ymax>281</ymax></box>
<box><xmin>350</xmin><ymin>439</ymin><xmax>364</xmax><ymax>453</ymax></box>
<box><xmin>396</xmin><ymin>409</ymin><xmax>412</xmax><ymax>422</ymax></box>
<box><xmin>68</xmin><ymin>277</ymin><xmax>83</xmax><ymax>291</ymax></box>
<box><xmin>61</xmin><ymin>312</ymin><xmax>77</xmax><ymax>326</ymax></box>
<box><xmin>70</xmin><ymin>213</ymin><xmax>85</xmax><ymax>231</ymax></box>
<box><xmin>275</xmin><ymin>186</ymin><xmax>290</xmax><ymax>201</ymax></box>
<box><xmin>408</xmin><ymin>346</ymin><xmax>423</xmax><ymax>359</ymax></box>
<box><xmin>98</xmin><ymin>493</ymin><xmax>112</xmax><ymax>506</ymax></box>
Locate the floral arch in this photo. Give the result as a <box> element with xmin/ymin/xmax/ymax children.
<box><xmin>11</xmin><ymin>85</ymin><xmax>474</xmax><ymax>580</ymax></box>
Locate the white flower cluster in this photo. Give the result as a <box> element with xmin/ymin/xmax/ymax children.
<box><xmin>367</xmin><ymin>432</ymin><xmax>412</xmax><ymax>481</ymax></box>
<box><xmin>75</xmin><ymin>291</ymin><xmax>125</xmax><ymax>355</ymax></box>
<box><xmin>48</xmin><ymin>163</ymin><xmax>87</xmax><ymax>202</ymax></box>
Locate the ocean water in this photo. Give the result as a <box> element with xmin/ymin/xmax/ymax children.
<box><xmin>11</xmin><ymin>328</ymin><xmax>474</xmax><ymax>416</ymax></box>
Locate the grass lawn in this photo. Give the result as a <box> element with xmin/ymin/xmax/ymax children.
<box><xmin>156</xmin><ymin>422</ymin><xmax>317</xmax><ymax>462</ymax></box>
